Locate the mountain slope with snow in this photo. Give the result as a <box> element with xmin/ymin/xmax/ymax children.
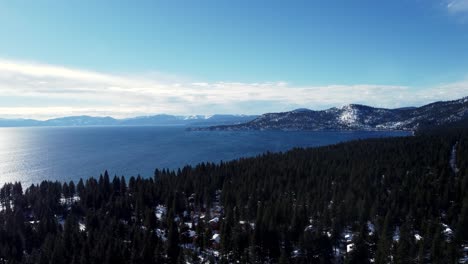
<box><xmin>198</xmin><ymin>97</ymin><xmax>468</xmax><ymax>131</ymax></box>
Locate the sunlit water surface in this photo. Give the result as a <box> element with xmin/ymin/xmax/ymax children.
<box><xmin>0</xmin><ymin>126</ymin><xmax>410</xmax><ymax>187</ymax></box>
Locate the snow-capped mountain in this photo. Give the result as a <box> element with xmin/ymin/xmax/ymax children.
<box><xmin>198</xmin><ymin>97</ymin><xmax>468</xmax><ymax>131</ymax></box>
<box><xmin>119</xmin><ymin>114</ymin><xmax>257</xmax><ymax>126</ymax></box>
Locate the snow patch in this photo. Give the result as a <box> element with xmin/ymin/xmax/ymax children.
<box><xmin>209</xmin><ymin>217</ymin><xmax>219</xmax><ymax>224</ymax></box>
<box><xmin>339</xmin><ymin>105</ymin><xmax>359</xmax><ymax>124</ymax></box>
<box><xmin>212</xmin><ymin>233</ymin><xmax>220</xmax><ymax>243</ymax></box>
<box><xmin>79</xmin><ymin>222</ymin><xmax>86</xmax><ymax>231</ymax></box>
<box><xmin>393</xmin><ymin>227</ymin><xmax>400</xmax><ymax>242</ymax></box>
<box><xmin>367</xmin><ymin>221</ymin><xmax>375</xmax><ymax>236</ymax></box>
<box><xmin>347</xmin><ymin>243</ymin><xmax>354</xmax><ymax>253</ymax></box>
<box><xmin>155</xmin><ymin>205</ymin><xmax>166</xmax><ymax>220</ymax></box>
<box><xmin>442</xmin><ymin>223</ymin><xmax>453</xmax><ymax>241</ymax></box>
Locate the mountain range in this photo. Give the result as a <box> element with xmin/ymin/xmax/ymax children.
<box><xmin>3</xmin><ymin>97</ymin><xmax>468</xmax><ymax>130</ymax></box>
<box><xmin>195</xmin><ymin>97</ymin><xmax>468</xmax><ymax>131</ymax></box>
<box><xmin>0</xmin><ymin>114</ymin><xmax>258</xmax><ymax>127</ymax></box>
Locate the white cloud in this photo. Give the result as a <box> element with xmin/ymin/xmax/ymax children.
<box><xmin>447</xmin><ymin>0</ymin><xmax>468</xmax><ymax>13</ymax></box>
<box><xmin>0</xmin><ymin>58</ymin><xmax>467</xmax><ymax>120</ymax></box>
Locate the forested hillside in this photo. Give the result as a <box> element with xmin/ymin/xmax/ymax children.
<box><xmin>1</xmin><ymin>126</ymin><xmax>468</xmax><ymax>263</ymax></box>
<box><xmin>199</xmin><ymin>97</ymin><xmax>468</xmax><ymax>132</ymax></box>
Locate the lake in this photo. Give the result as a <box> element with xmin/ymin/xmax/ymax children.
<box><xmin>0</xmin><ymin>126</ymin><xmax>410</xmax><ymax>187</ymax></box>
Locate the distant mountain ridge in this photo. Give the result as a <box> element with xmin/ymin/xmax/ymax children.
<box><xmin>0</xmin><ymin>114</ymin><xmax>258</xmax><ymax>127</ymax></box>
<box><xmin>195</xmin><ymin>97</ymin><xmax>468</xmax><ymax>131</ymax></box>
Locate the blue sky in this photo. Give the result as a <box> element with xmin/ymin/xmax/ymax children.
<box><xmin>0</xmin><ymin>0</ymin><xmax>468</xmax><ymax>119</ymax></box>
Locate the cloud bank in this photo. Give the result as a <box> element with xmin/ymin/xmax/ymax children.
<box><xmin>0</xmin><ymin>58</ymin><xmax>467</xmax><ymax>120</ymax></box>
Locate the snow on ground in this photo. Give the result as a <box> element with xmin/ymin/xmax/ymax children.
<box><xmin>205</xmin><ymin>249</ymin><xmax>220</xmax><ymax>258</ymax></box>
<box><xmin>392</xmin><ymin>227</ymin><xmax>400</xmax><ymax>242</ymax></box>
<box><xmin>55</xmin><ymin>214</ymin><xmax>86</xmax><ymax>231</ymax></box>
<box><xmin>292</xmin><ymin>249</ymin><xmax>301</xmax><ymax>258</ymax></box>
<box><xmin>181</xmin><ymin>243</ymin><xmax>197</xmax><ymax>250</ymax></box>
<box><xmin>442</xmin><ymin>223</ymin><xmax>454</xmax><ymax>241</ymax></box>
<box><xmin>339</xmin><ymin>105</ymin><xmax>359</xmax><ymax>125</ymax></box>
<box><xmin>59</xmin><ymin>195</ymin><xmax>80</xmax><ymax>205</ymax></box>
<box><xmin>212</xmin><ymin>233</ymin><xmax>220</xmax><ymax>243</ymax></box>
<box><xmin>346</xmin><ymin>243</ymin><xmax>354</xmax><ymax>253</ymax></box>
<box><xmin>155</xmin><ymin>205</ymin><xmax>166</xmax><ymax>220</ymax></box>
<box><xmin>367</xmin><ymin>221</ymin><xmax>375</xmax><ymax>236</ymax></box>
<box><xmin>460</xmin><ymin>246</ymin><xmax>468</xmax><ymax>263</ymax></box>
<box><xmin>156</xmin><ymin>228</ymin><xmax>167</xmax><ymax>241</ymax></box>
<box><xmin>188</xmin><ymin>230</ymin><xmax>196</xmax><ymax>238</ymax></box>
<box><xmin>336</xmin><ymin>227</ymin><xmax>355</xmax><ymax>255</ymax></box>
<box><xmin>209</xmin><ymin>217</ymin><xmax>219</xmax><ymax>224</ymax></box>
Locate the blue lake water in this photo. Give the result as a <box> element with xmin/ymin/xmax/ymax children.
<box><xmin>0</xmin><ymin>126</ymin><xmax>410</xmax><ymax>187</ymax></box>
